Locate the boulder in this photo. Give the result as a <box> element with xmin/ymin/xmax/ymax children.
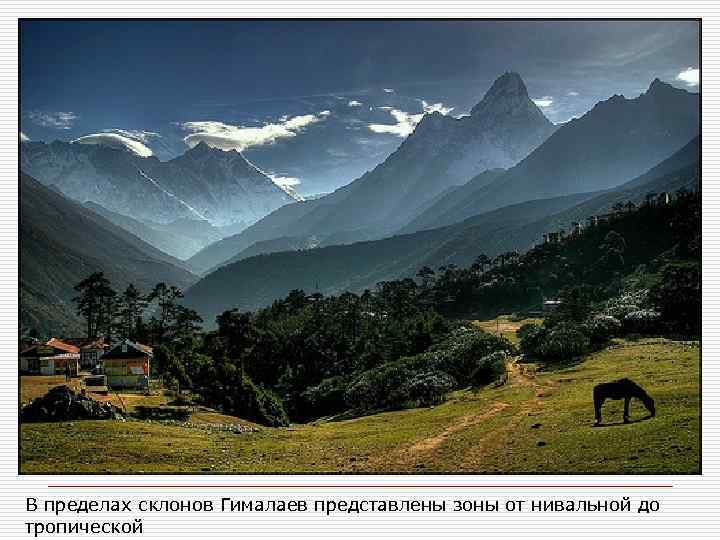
<box><xmin>21</xmin><ymin>385</ymin><xmax>125</xmax><ymax>422</ymax></box>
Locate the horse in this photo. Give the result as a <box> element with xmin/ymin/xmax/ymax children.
<box><xmin>593</xmin><ymin>378</ymin><xmax>655</xmax><ymax>426</ymax></box>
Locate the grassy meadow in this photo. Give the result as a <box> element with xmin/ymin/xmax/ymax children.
<box><xmin>20</xmin><ymin>326</ymin><xmax>700</xmax><ymax>474</ymax></box>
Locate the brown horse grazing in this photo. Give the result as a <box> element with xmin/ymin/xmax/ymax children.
<box><xmin>593</xmin><ymin>378</ymin><xmax>655</xmax><ymax>426</ymax></box>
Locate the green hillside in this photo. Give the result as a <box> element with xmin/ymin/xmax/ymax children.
<box><xmin>21</xmin><ymin>336</ymin><xmax>699</xmax><ymax>474</ymax></box>
<box><xmin>21</xmin><ymin>172</ymin><xmax>196</xmax><ymax>335</ymax></box>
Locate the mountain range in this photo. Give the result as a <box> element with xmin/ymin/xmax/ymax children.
<box><xmin>187</xmin><ymin>75</ymin><xmax>699</xmax><ymax>275</ymax></box>
<box><xmin>182</xmin><ymin>136</ymin><xmax>699</xmax><ymax>322</ymax></box>
<box><xmin>19</xmin><ymin>72</ymin><xmax>700</xmax><ymax>332</ymax></box>
<box><xmin>20</xmin><ymin>138</ymin><xmax>297</xmax><ymax>235</ymax></box>
<box><xmin>21</xmin><ymin>172</ymin><xmax>196</xmax><ymax>334</ymax></box>
<box><xmin>186</xmin><ymin>72</ymin><xmax>557</xmax><ymax>273</ymax></box>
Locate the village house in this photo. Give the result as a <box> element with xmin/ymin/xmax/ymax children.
<box><xmin>79</xmin><ymin>338</ymin><xmax>108</xmax><ymax>370</ymax></box>
<box><xmin>543</xmin><ymin>230</ymin><xmax>565</xmax><ymax>244</ymax></box>
<box><xmin>19</xmin><ymin>338</ymin><xmax>80</xmax><ymax>376</ymax></box>
<box><xmin>102</xmin><ymin>339</ymin><xmax>153</xmax><ymax>390</ymax></box>
<box><xmin>543</xmin><ymin>299</ymin><xmax>563</xmax><ymax>313</ymax></box>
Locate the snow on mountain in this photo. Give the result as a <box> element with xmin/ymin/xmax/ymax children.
<box><xmin>20</xmin><ymin>139</ymin><xmax>297</xmax><ymax>229</ymax></box>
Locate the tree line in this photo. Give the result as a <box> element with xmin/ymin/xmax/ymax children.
<box><xmin>67</xmin><ymin>190</ymin><xmax>699</xmax><ymax>426</ymax></box>
<box><xmin>72</xmin><ymin>275</ymin><xmax>201</xmax><ymax>346</ymax></box>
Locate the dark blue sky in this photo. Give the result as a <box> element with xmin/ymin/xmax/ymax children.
<box><xmin>20</xmin><ymin>20</ymin><xmax>700</xmax><ymax>194</ymax></box>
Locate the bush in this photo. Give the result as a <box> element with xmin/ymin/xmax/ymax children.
<box><xmin>345</xmin><ymin>326</ymin><xmax>514</xmax><ymax>413</ymax></box>
<box><xmin>537</xmin><ymin>323</ymin><xmax>589</xmax><ymax>361</ymax></box>
<box><xmin>602</xmin><ymin>289</ymin><xmax>650</xmax><ymax>320</ymax></box>
<box><xmin>424</xmin><ymin>326</ymin><xmax>515</xmax><ymax>384</ymax></box>
<box><xmin>648</xmin><ymin>262</ymin><xmax>700</xmax><ymax>336</ymax></box>
<box><xmin>622</xmin><ymin>309</ymin><xmax>662</xmax><ymax>334</ymax></box>
<box><xmin>586</xmin><ymin>315</ymin><xmax>621</xmax><ymax>346</ymax></box>
<box><xmin>518</xmin><ymin>323</ymin><xmax>547</xmax><ymax>356</ymax></box>
<box><xmin>402</xmin><ymin>371</ymin><xmax>456</xmax><ymax>407</ymax></box>
<box><xmin>299</xmin><ymin>375</ymin><xmax>351</xmax><ymax>420</ymax></box>
<box><xmin>200</xmin><ymin>364</ymin><xmax>289</xmax><ymax>427</ymax></box>
<box><xmin>516</xmin><ymin>323</ymin><xmax>538</xmax><ymax>340</ymax></box>
<box><xmin>470</xmin><ymin>351</ymin><xmax>507</xmax><ymax>388</ymax></box>
<box><xmin>154</xmin><ymin>346</ymin><xmax>190</xmax><ymax>388</ymax></box>
<box><xmin>345</xmin><ymin>361</ymin><xmax>412</xmax><ymax>411</ymax></box>
<box><xmin>235</xmin><ymin>377</ymin><xmax>289</xmax><ymax>427</ymax></box>
<box><xmin>521</xmin><ymin>322</ymin><xmax>589</xmax><ymax>362</ymax></box>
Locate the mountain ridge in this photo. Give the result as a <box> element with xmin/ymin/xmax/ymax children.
<box><xmin>182</xmin><ymin>136</ymin><xmax>700</xmax><ymax>322</ymax></box>
<box><xmin>20</xmin><ymin>139</ymin><xmax>297</xmax><ymax>228</ymax></box>
<box><xmin>187</xmin><ymin>72</ymin><xmax>557</xmax><ymax>273</ymax></box>
<box><xmin>21</xmin><ymin>172</ymin><xmax>197</xmax><ymax>334</ymax></box>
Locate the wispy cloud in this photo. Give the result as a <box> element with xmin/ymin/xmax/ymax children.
<box><xmin>181</xmin><ymin>111</ymin><xmax>330</xmax><ymax>152</ymax></box>
<box><xmin>421</xmin><ymin>100</ymin><xmax>454</xmax><ymax>115</ymax></box>
<box><xmin>676</xmin><ymin>67</ymin><xmax>700</xmax><ymax>87</ymax></box>
<box><xmin>368</xmin><ymin>110</ymin><xmax>424</xmax><ymax>137</ymax></box>
<box><xmin>368</xmin><ymin>101</ymin><xmax>453</xmax><ymax>138</ymax></box>
<box><xmin>20</xmin><ymin>131</ymin><xmax>29</xmax><ymax>142</ymax></box>
<box><xmin>566</xmin><ymin>91</ymin><xmax>580</xmax><ymax>97</ymax></box>
<box><xmin>26</xmin><ymin>110</ymin><xmax>78</xmax><ymax>130</ymax></box>
<box><xmin>348</xmin><ymin>100</ymin><xmax>363</xmax><ymax>107</ymax></box>
<box><xmin>72</xmin><ymin>130</ymin><xmax>156</xmax><ymax>157</ymax></box>
<box><xmin>532</xmin><ymin>96</ymin><xmax>554</xmax><ymax>108</ymax></box>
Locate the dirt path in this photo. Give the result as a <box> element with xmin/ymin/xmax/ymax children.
<box><xmin>408</xmin><ymin>401</ymin><xmax>511</xmax><ymax>453</ymax></box>
<box><xmin>381</xmin><ymin>357</ymin><xmax>557</xmax><ymax>470</ymax></box>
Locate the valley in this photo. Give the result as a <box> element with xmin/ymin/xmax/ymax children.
<box><xmin>19</xmin><ymin>67</ymin><xmax>701</xmax><ymax>476</ymax></box>
<box><xmin>20</xmin><ymin>333</ymin><xmax>699</xmax><ymax>474</ymax></box>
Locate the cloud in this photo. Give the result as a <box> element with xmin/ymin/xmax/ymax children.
<box><xmin>383</xmin><ymin>88</ymin><xmax>395</xmax><ymax>93</ymax></box>
<box><xmin>348</xmin><ymin>100</ymin><xmax>363</xmax><ymax>107</ymax></box>
<box><xmin>109</xmin><ymin>129</ymin><xmax>160</xmax><ymax>143</ymax></box>
<box><xmin>676</xmin><ymin>67</ymin><xmax>700</xmax><ymax>87</ymax></box>
<box><xmin>567</xmin><ymin>91</ymin><xmax>580</xmax><ymax>97</ymax></box>
<box><xmin>26</xmin><ymin>110</ymin><xmax>78</xmax><ymax>130</ymax></box>
<box><xmin>181</xmin><ymin>112</ymin><xmax>330</xmax><ymax>152</ymax></box>
<box><xmin>532</xmin><ymin>96</ymin><xmax>554</xmax><ymax>108</ymax></box>
<box><xmin>71</xmin><ymin>130</ymin><xmax>157</xmax><ymax>157</ymax></box>
<box><xmin>20</xmin><ymin>131</ymin><xmax>29</xmax><ymax>142</ymax></box>
<box><xmin>421</xmin><ymin>100</ymin><xmax>454</xmax><ymax>115</ymax></box>
<box><xmin>368</xmin><ymin>109</ymin><xmax>424</xmax><ymax>137</ymax></box>
<box><xmin>368</xmin><ymin>101</ymin><xmax>454</xmax><ymax>138</ymax></box>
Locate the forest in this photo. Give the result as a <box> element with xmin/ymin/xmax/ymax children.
<box><xmin>59</xmin><ymin>190</ymin><xmax>700</xmax><ymax>427</ymax></box>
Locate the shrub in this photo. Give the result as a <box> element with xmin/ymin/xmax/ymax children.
<box><xmin>299</xmin><ymin>375</ymin><xmax>351</xmax><ymax>420</ymax></box>
<box><xmin>586</xmin><ymin>315</ymin><xmax>621</xmax><ymax>345</ymax></box>
<box><xmin>648</xmin><ymin>262</ymin><xmax>700</xmax><ymax>336</ymax></box>
<box><xmin>200</xmin><ymin>364</ymin><xmax>289</xmax><ymax>427</ymax></box>
<box><xmin>424</xmin><ymin>326</ymin><xmax>515</xmax><ymax>384</ymax></box>
<box><xmin>470</xmin><ymin>351</ymin><xmax>507</xmax><ymax>388</ymax></box>
<box><xmin>537</xmin><ymin>323</ymin><xmax>589</xmax><ymax>361</ymax></box>
<box><xmin>154</xmin><ymin>346</ymin><xmax>190</xmax><ymax>388</ymax></box>
<box><xmin>518</xmin><ymin>323</ymin><xmax>547</xmax><ymax>357</ymax></box>
<box><xmin>602</xmin><ymin>289</ymin><xmax>650</xmax><ymax>320</ymax></box>
<box><xmin>402</xmin><ymin>371</ymin><xmax>456</xmax><ymax>407</ymax></box>
<box><xmin>622</xmin><ymin>309</ymin><xmax>662</xmax><ymax>334</ymax></box>
<box><xmin>345</xmin><ymin>326</ymin><xmax>514</xmax><ymax>413</ymax></box>
<box><xmin>516</xmin><ymin>323</ymin><xmax>538</xmax><ymax>340</ymax></box>
<box><xmin>235</xmin><ymin>377</ymin><xmax>289</xmax><ymax>427</ymax></box>
<box><xmin>345</xmin><ymin>361</ymin><xmax>412</xmax><ymax>411</ymax></box>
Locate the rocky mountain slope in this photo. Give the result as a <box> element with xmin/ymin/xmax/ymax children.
<box><xmin>183</xmin><ymin>137</ymin><xmax>699</xmax><ymax>322</ymax></box>
<box><xmin>187</xmin><ymin>72</ymin><xmax>556</xmax><ymax>273</ymax></box>
<box><xmin>21</xmin><ymin>173</ymin><xmax>196</xmax><ymax>335</ymax></box>
<box><xmin>20</xmin><ymin>140</ymin><xmax>297</xmax><ymax>228</ymax></box>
